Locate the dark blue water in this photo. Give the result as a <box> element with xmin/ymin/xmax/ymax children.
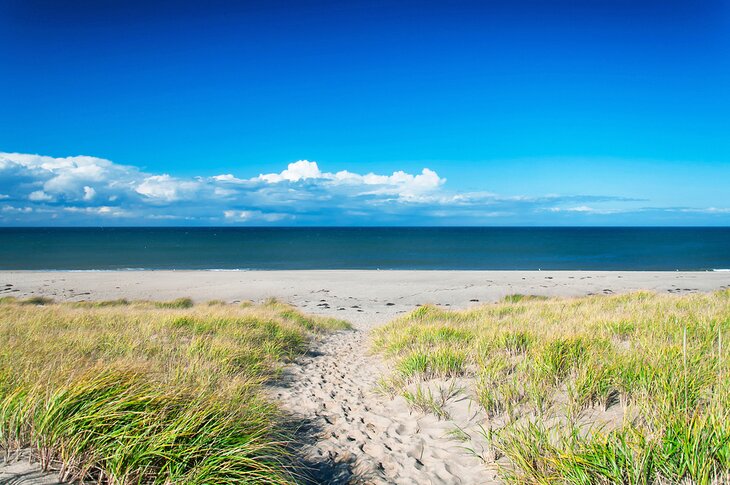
<box><xmin>0</xmin><ymin>227</ymin><xmax>729</xmax><ymax>271</ymax></box>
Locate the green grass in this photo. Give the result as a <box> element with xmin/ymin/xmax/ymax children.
<box><xmin>372</xmin><ymin>291</ymin><xmax>730</xmax><ymax>484</ymax></box>
<box><xmin>0</xmin><ymin>298</ymin><xmax>349</xmax><ymax>484</ymax></box>
<box><xmin>501</xmin><ymin>294</ymin><xmax>549</xmax><ymax>304</ymax></box>
<box><xmin>402</xmin><ymin>381</ymin><xmax>463</xmax><ymax>420</ymax></box>
<box><xmin>7</xmin><ymin>295</ymin><xmax>56</xmax><ymax>305</ymax></box>
<box><xmin>72</xmin><ymin>298</ymin><xmax>131</xmax><ymax>307</ymax></box>
<box><xmin>154</xmin><ymin>297</ymin><xmax>195</xmax><ymax>309</ymax></box>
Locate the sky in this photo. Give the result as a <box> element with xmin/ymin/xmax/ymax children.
<box><xmin>1</xmin><ymin>0</ymin><xmax>729</xmax><ymax>226</ymax></box>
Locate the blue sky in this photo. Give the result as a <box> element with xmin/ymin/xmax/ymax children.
<box><xmin>1</xmin><ymin>0</ymin><xmax>729</xmax><ymax>225</ymax></box>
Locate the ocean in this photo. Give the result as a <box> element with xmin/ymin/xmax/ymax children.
<box><xmin>1</xmin><ymin>227</ymin><xmax>729</xmax><ymax>271</ymax></box>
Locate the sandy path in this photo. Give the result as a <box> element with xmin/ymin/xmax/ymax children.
<box><xmin>271</xmin><ymin>317</ymin><xmax>494</xmax><ymax>484</ymax></box>
<box><xmin>0</xmin><ymin>451</ymin><xmax>65</xmax><ymax>485</ymax></box>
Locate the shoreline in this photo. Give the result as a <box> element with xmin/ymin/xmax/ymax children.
<box><xmin>6</xmin><ymin>268</ymin><xmax>730</xmax><ymax>272</ymax></box>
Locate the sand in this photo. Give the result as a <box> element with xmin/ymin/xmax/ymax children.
<box><xmin>1</xmin><ymin>270</ymin><xmax>729</xmax><ymax>484</ymax></box>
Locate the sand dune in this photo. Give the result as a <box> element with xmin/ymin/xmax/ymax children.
<box><xmin>2</xmin><ymin>270</ymin><xmax>729</xmax><ymax>484</ymax></box>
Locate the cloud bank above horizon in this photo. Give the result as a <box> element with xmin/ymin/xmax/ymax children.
<box><xmin>0</xmin><ymin>152</ymin><xmax>727</xmax><ymax>226</ymax></box>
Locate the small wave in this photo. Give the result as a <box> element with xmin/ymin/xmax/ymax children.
<box><xmin>713</xmin><ymin>269</ymin><xmax>730</xmax><ymax>272</ymax></box>
<box><xmin>53</xmin><ymin>268</ymin><xmax>151</xmax><ymax>272</ymax></box>
<box><xmin>205</xmin><ymin>269</ymin><xmax>250</xmax><ymax>272</ymax></box>
<box><xmin>27</xmin><ymin>268</ymin><xmax>254</xmax><ymax>272</ymax></box>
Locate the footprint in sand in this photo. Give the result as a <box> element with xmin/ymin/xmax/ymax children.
<box><xmin>269</xmin><ymin>311</ymin><xmax>495</xmax><ymax>484</ymax></box>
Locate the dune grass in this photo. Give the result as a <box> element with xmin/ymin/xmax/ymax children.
<box><xmin>372</xmin><ymin>291</ymin><xmax>730</xmax><ymax>484</ymax></box>
<box><xmin>0</xmin><ymin>297</ymin><xmax>349</xmax><ymax>484</ymax></box>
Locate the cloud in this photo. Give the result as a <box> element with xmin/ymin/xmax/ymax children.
<box><xmin>135</xmin><ymin>175</ymin><xmax>199</xmax><ymax>202</ymax></box>
<box><xmin>83</xmin><ymin>186</ymin><xmax>96</xmax><ymax>201</ymax></box>
<box><xmin>1</xmin><ymin>205</ymin><xmax>33</xmax><ymax>213</ymax></box>
<box><xmin>223</xmin><ymin>210</ymin><xmax>291</xmax><ymax>222</ymax></box>
<box><xmin>545</xmin><ymin>205</ymin><xmax>625</xmax><ymax>215</ymax></box>
<box><xmin>1</xmin><ymin>151</ymin><xmax>728</xmax><ymax>225</ymax></box>
<box><xmin>62</xmin><ymin>205</ymin><xmax>130</xmax><ymax>217</ymax></box>
<box><xmin>256</xmin><ymin>160</ymin><xmax>323</xmax><ymax>183</ymax></box>
<box><xmin>29</xmin><ymin>190</ymin><xmax>53</xmax><ymax>202</ymax></box>
<box><xmin>237</xmin><ymin>160</ymin><xmax>446</xmax><ymax>201</ymax></box>
<box><xmin>0</xmin><ymin>152</ymin><xmax>142</xmax><ymax>206</ymax></box>
<box><xmin>674</xmin><ymin>207</ymin><xmax>730</xmax><ymax>214</ymax></box>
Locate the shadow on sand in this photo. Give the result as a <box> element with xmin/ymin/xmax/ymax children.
<box><xmin>281</xmin><ymin>412</ymin><xmax>359</xmax><ymax>484</ymax></box>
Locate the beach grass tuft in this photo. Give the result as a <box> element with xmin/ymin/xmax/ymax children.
<box><xmin>372</xmin><ymin>291</ymin><xmax>730</xmax><ymax>483</ymax></box>
<box><xmin>0</xmin><ymin>295</ymin><xmax>56</xmax><ymax>305</ymax></box>
<box><xmin>0</xmin><ymin>298</ymin><xmax>349</xmax><ymax>483</ymax></box>
<box><xmin>501</xmin><ymin>294</ymin><xmax>549</xmax><ymax>303</ymax></box>
<box><xmin>153</xmin><ymin>296</ymin><xmax>195</xmax><ymax>308</ymax></box>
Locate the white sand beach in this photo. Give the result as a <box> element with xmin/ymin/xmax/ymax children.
<box><xmin>2</xmin><ymin>270</ymin><xmax>729</xmax><ymax>484</ymax></box>
<box><xmin>3</xmin><ymin>270</ymin><xmax>729</xmax><ymax>321</ymax></box>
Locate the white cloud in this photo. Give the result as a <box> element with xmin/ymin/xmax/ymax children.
<box><xmin>1</xmin><ymin>205</ymin><xmax>33</xmax><ymax>213</ymax></box>
<box><xmin>212</xmin><ymin>174</ymin><xmax>246</xmax><ymax>183</ymax></box>
<box><xmin>223</xmin><ymin>210</ymin><xmax>291</xmax><ymax>222</ymax></box>
<box><xmin>135</xmin><ymin>175</ymin><xmax>199</xmax><ymax>201</ymax></box>
<box><xmin>2</xmin><ymin>151</ymin><xmax>727</xmax><ymax>225</ymax></box>
<box><xmin>83</xmin><ymin>186</ymin><xmax>96</xmax><ymax>201</ymax></box>
<box><xmin>358</xmin><ymin>168</ymin><xmax>444</xmax><ymax>199</ymax></box>
<box><xmin>29</xmin><ymin>190</ymin><xmax>53</xmax><ymax>202</ymax></box>
<box><xmin>63</xmin><ymin>206</ymin><xmax>129</xmax><ymax>217</ymax></box>
<box><xmin>256</xmin><ymin>160</ymin><xmax>322</xmax><ymax>183</ymax></box>
<box><xmin>0</xmin><ymin>152</ymin><xmax>143</xmax><ymax>206</ymax></box>
<box><xmin>248</xmin><ymin>160</ymin><xmax>445</xmax><ymax>201</ymax></box>
<box><xmin>676</xmin><ymin>207</ymin><xmax>730</xmax><ymax>214</ymax></box>
<box><xmin>546</xmin><ymin>205</ymin><xmax>625</xmax><ymax>215</ymax></box>
<box><xmin>547</xmin><ymin>205</ymin><xmax>595</xmax><ymax>213</ymax></box>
